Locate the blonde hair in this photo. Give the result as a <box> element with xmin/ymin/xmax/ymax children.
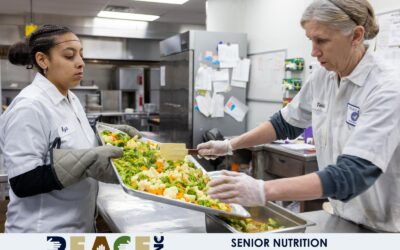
<box><xmin>301</xmin><ymin>0</ymin><xmax>379</xmax><ymax>40</ymax></box>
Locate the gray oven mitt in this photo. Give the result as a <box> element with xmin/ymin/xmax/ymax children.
<box><xmin>98</xmin><ymin>122</ymin><xmax>142</xmax><ymax>138</ymax></box>
<box><xmin>51</xmin><ymin>145</ymin><xmax>123</xmax><ymax>187</ymax></box>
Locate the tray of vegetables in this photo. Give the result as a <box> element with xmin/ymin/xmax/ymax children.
<box><xmin>96</xmin><ymin>123</ymin><xmax>251</xmax><ymax>219</ymax></box>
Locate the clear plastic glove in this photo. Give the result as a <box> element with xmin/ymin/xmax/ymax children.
<box><xmin>207</xmin><ymin>170</ymin><xmax>266</xmax><ymax>207</ymax></box>
<box><xmin>196</xmin><ymin>139</ymin><xmax>233</xmax><ymax>160</ymax></box>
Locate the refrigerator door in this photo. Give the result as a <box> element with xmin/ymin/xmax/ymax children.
<box><xmin>160</xmin><ymin>50</ymin><xmax>194</xmax><ymax>147</ymax></box>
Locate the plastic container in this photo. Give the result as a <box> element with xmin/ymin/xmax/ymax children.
<box><xmin>143</xmin><ymin>103</ymin><xmax>157</xmax><ymax>113</ymax></box>
<box><xmin>304</xmin><ymin>127</ymin><xmax>313</xmax><ymax>144</ymax></box>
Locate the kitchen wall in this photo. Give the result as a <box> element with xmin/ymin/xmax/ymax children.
<box><xmin>83</xmin><ymin>64</ymin><xmax>116</xmax><ymax>90</ymax></box>
<box><xmin>370</xmin><ymin>0</ymin><xmax>400</xmax><ymax>13</ymax></box>
<box><xmin>80</xmin><ymin>36</ymin><xmax>160</xmax><ymax>61</ymax></box>
<box><xmin>206</xmin><ymin>0</ymin><xmax>400</xmax><ymax>130</ymax></box>
<box><xmin>0</xmin><ymin>60</ymin><xmax>34</xmax><ymax>106</ymax></box>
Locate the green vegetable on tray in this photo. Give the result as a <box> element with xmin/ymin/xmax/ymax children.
<box><xmin>100</xmin><ymin>129</ymin><xmax>232</xmax><ymax>213</ymax></box>
<box><xmin>224</xmin><ymin>217</ymin><xmax>285</xmax><ymax>233</ymax></box>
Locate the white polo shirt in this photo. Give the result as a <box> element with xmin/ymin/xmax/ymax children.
<box><xmin>281</xmin><ymin>47</ymin><xmax>400</xmax><ymax>232</ymax></box>
<box><xmin>0</xmin><ymin>73</ymin><xmax>98</xmax><ymax>232</ymax></box>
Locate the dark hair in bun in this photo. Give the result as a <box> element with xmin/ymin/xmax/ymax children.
<box><xmin>8</xmin><ymin>40</ymin><xmax>32</xmax><ymax>67</ymax></box>
<box><xmin>7</xmin><ymin>24</ymin><xmax>72</xmax><ymax>74</ymax></box>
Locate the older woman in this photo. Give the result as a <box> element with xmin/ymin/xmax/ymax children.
<box><xmin>198</xmin><ymin>0</ymin><xmax>400</xmax><ymax>232</ymax></box>
<box><xmin>0</xmin><ymin>25</ymin><xmax>140</xmax><ymax>232</ymax></box>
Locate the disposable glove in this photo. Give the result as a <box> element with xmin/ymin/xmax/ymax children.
<box><xmin>98</xmin><ymin>122</ymin><xmax>141</xmax><ymax>138</ymax></box>
<box><xmin>52</xmin><ymin>145</ymin><xmax>123</xmax><ymax>187</ymax></box>
<box><xmin>207</xmin><ymin>170</ymin><xmax>266</xmax><ymax>207</ymax></box>
<box><xmin>196</xmin><ymin>139</ymin><xmax>233</xmax><ymax>160</ymax></box>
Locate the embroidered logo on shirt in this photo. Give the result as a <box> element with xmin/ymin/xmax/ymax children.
<box><xmin>346</xmin><ymin>103</ymin><xmax>360</xmax><ymax>126</ymax></box>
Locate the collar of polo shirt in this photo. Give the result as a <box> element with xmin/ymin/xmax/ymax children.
<box><xmin>33</xmin><ymin>73</ymin><xmax>69</xmax><ymax>105</ymax></box>
<box><xmin>328</xmin><ymin>46</ymin><xmax>375</xmax><ymax>87</ymax></box>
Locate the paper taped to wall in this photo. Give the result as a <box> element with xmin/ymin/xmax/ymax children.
<box><xmin>211</xmin><ymin>93</ymin><xmax>225</xmax><ymax>118</ymax></box>
<box><xmin>195</xmin><ymin>66</ymin><xmax>212</xmax><ymax>91</ymax></box>
<box><xmin>224</xmin><ymin>96</ymin><xmax>248</xmax><ymax>122</ymax></box>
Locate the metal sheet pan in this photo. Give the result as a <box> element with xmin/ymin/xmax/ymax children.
<box><xmin>206</xmin><ymin>201</ymin><xmax>315</xmax><ymax>233</ymax></box>
<box><xmin>96</xmin><ymin>123</ymin><xmax>251</xmax><ymax>218</ymax></box>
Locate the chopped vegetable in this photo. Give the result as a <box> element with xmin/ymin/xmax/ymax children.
<box><xmin>100</xmin><ymin>129</ymin><xmax>231</xmax><ymax>212</ymax></box>
<box><xmin>224</xmin><ymin>217</ymin><xmax>284</xmax><ymax>233</ymax></box>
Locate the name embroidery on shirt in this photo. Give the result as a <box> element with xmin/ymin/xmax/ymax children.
<box><xmin>58</xmin><ymin>123</ymin><xmax>75</xmax><ymax>137</ymax></box>
<box><xmin>346</xmin><ymin>103</ymin><xmax>360</xmax><ymax>126</ymax></box>
<box><xmin>61</xmin><ymin>126</ymin><xmax>69</xmax><ymax>133</ymax></box>
<box><xmin>312</xmin><ymin>101</ymin><xmax>327</xmax><ymax>113</ymax></box>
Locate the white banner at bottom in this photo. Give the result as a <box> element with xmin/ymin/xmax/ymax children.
<box><xmin>0</xmin><ymin>233</ymin><xmax>399</xmax><ymax>250</ymax></box>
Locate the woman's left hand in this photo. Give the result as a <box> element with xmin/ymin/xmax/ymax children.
<box><xmin>208</xmin><ymin>170</ymin><xmax>266</xmax><ymax>207</ymax></box>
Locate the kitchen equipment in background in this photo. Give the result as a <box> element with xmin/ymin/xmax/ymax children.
<box><xmin>117</xmin><ymin>67</ymin><xmax>145</xmax><ymax>112</ymax></box>
<box><xmin>148</xmin><ymin>68</ymin><xmax>160</xmax><ymax>112</ymax></box>
<box><xmin>85</xmin><ymin>93</ymin><xmax>102</xmax><ymax>113</ymax></box>
<box><xmin>121</xmin><ymin>92</ymin><xmax>136</xmax><ymax>112</ymax></box>
<box><xmin>86</xmin><ymin>93</ymin><xmax>100</xmax><ymax>105</ymax></box>
<box><xmin>100</xmin><ymin>90</ymin><xmax>122</xmax><ymax>112</ymax></box>
<box><xmin>144</xmin><ymin>103</ymin><xmax>157</xmax><ymax>113</ymax></box>
<box><xmin>159</xmin><ymin>31</ymin><xmax>247</xmax><ymax>148</ymax></box>
<box><xmin>80</xmin><ymin>80</ymin><xmax>95</xmax><ymax>86</ymax></box>
<box><xmin>125</xmin><ymin>108</ymin><xmax>134</xmax><ymax>113</ymax></box>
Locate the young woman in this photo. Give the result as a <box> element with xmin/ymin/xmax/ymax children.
<box><xmin>198</xmin><ymin>0</ymin><xmax>400</xmax><ymax>232</ymax></box>
<box><xmin>0</xmin><ymin>24</ymin><xmax>140</xmax><ymax>232</ymax></box>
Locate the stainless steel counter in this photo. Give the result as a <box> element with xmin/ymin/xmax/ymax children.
<box><xmin>97</xmin><ymin>183</ymin><xmax>374</xmax><ymax>233</ymax></box>
<box><xmin>87</xmin><ymin>111</ymin><xmax>159</xmax><ymax>117</ymax></box>
<box><xmin>301</xmin><ymin>210</ymin><xmax>374</xmax><ymax>233</ymax></box>
<box><xmin>249</xmin><ymin>143</ymin><xmax>317</xmax><ymax>161</ymax></box>
<box><xmin>97</xmin><ymin>183</ymin><xmax>206</xmax><ymax>233</ymax></box>
<box><xmin>87</xmin><ymin>112</ymin><xmax>160</xmax><ymax>131</ymax></box>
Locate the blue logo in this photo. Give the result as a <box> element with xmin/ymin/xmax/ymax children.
<box><xmin>61</xmin><ymin>126</ymin><xmax>68</xmax><ymax>133</ymax></box>
<box><xmin>351</xmin><ymin>111</ymin><xmax>359</xmax><ymax>121</ymax></box>
<box><xmin>46</xmin><ymin>236</ymin><xmax>66</xmax><ymax>250</ymax></box>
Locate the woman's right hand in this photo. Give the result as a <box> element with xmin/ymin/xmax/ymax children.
<box><xmin>196</xmin><ymin>139</ymin><xmax>233</xmax><ymax>160</ymax></box>
<box><xmin>208</xmin><ymin>170</ymin><xmax>266</xmax><ymax>207</ymax></box>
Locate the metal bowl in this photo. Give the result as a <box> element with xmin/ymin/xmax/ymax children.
<box><xmin>206</xmin><ymin>201</ymin><xmax>315</xmax><ymax>233</ymax></box>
